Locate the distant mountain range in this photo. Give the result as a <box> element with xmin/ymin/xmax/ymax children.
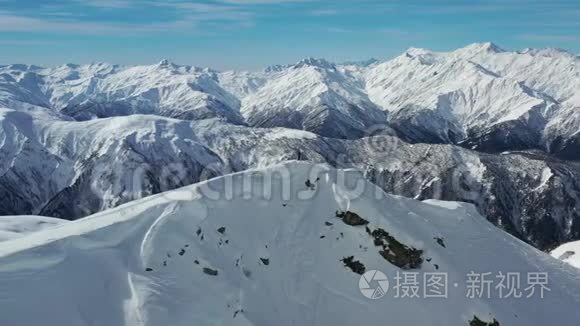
<box><xmin>2</xmin><ymin>42</ymin><xmax>578</xmax><ymax>157</ymax></box>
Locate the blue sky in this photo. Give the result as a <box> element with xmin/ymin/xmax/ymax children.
<box><xmin>0</xmin><ymin>0</ymin><xmax>579</xmax><ymax>69</ymax></box>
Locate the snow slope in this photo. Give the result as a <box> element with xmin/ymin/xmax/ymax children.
<box><xmin>0</xmin><ymin>215</ymin><xmax>65</xmax><ymax>242</ymax></box>
<box><xmin>552</xmin><ymin>241</ymin><xmax>580</xmax><ymax>269</ymax></box>
<box><xmin>0</xmin><ymin>162</ymin><xmax>579</xmax><ymax>326</ymax></box>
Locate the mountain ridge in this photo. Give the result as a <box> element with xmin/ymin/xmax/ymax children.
<box><xmin>2</xmin><ymin>42</ymin><xmax>578</xmax><ymax>157</ymax></box>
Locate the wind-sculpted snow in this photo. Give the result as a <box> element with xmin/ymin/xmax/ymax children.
<box><xmin>1</xmin><ymin>43</ymin><xmax>577</xmax><ymax>156</ymax></box>
<box><xmin>1</xmin><ymin>107</ymin><xmax>580</xmax><ymax>250</ymax></box>
<box><xmin>0</xmin><ymin>162</ymin><xmax>579</xmax><ymax>326</ymax></box>
<box><xmin>0</xmin><ymin>215</ymin><xmax>65</xmax><ymax>242</ymax></box>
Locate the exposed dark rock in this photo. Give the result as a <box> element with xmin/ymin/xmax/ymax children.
<box><xmin>336</xmin><ymin>211</ymin><xmax>369</xmax><ymax>226</ymax></box>
<box><xmin>217</xmin><ymin>227</ymin><xmax>226</xmax><ymax>234</ymax></box>
<box><xmin>469</xmin><ymin>316</ymin><xmax>500</xmax><ymax>326</ymax></box>
<box><xmin>557</xmin><ymin>250</ymin><xmax>575</xmax><ymax>260</ymax></box>
<box><xmin>341</xmin><ymin>256</ymin><xmax>366</xmax><ymax>275</ymax></box>
<box><xmin>178</xmin><ymin>249</ymin><xmax>185</xmax><ymax>256</ymax></box>
<box><xmin>435</xmin><ymin>237</ymin><xmax>446</xmax><ymax>248</ymax></box>
<box><xmin>145</xmin><ymin>268</ymin><xmax>153</xmax><ymax>272</ymax></box>
<box><xmin>233</xmin><ymin>309</ymin><xmax>244</xmax><ymax>318</ymax></box>
<box><xmin>260</xmin><ymin>258</ymin><xmax>270</xmax><ymax>265</ymax></box>
<box><xmin>461</xmin><ymin>119</ymin><xmax>541</xmax><ymax>154</ymax></box>
<box><xmin>549</xmin><ymin>134</ymin><xmax>580</xmax><ymax>160</ymax></box>
<box><xmin>202</xmin><ymin>267</ymin><xmax>218</xmax><ymax>276</ymax></box>
<box><xmin>371</xmin><ymin>228</ymin><xmax>423</xmax><ymax>269</ymax></box>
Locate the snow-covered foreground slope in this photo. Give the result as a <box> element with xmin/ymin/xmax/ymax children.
<box><xmin>0</xmin><ymin>215</ymin><xmax>65</xmax><ymax>242</ymax></box>
<box><xmin>552</xmin><ymin>241</ymin><xmax>580</xmax><ymax>269</ymax></box>
<box><xmin>1</xmin><ymin>162</ymin><xmax>579</xmax><ymax>326</ymax></box>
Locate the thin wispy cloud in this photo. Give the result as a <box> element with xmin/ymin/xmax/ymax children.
<box><xmin>518</xmin><ymin>34</ymin><xmax>580</xmax><ymax>43</ymax></box>
<box><xmin>0</xmin><ymin>0</ymin><xmax>578</xmax><ymax>67</ymax></box>
<box><xmin>321</xmin><ymin>26</ymin><xmax>351</xmax><ymax>33</ymax></box>
<box><xmin>309</xmin><ymin>9</ymin><xmax>339</xmax><ymax>16</ymax></box>
<box><xmin>152</xmin><ymin>1</ymin><xmax>253</xmax><ymax>22</ymax></box>
<box><xmin>380</xmin><ymin>28</ymin><xmax>412</xmax><ymax>37</ymax></box>
<box><xmin>412</xmin><ymin>3</ymin><xmax>513</xmax><ymax>14</ymax></box>
<box><xmin>378</xmin><ymin>28</ymin><xmax>424</xmax><ymax>41</ymax></box>
<box><xmin>0</xmin><ymin>13</ymin><xmax>198</xmax><ymax>35</ymax></box>
<box><xmin>0</xmin><ymin>39</ymin><xmax>59</xmax><ymax>45</ymax></box>
<box><xmin>74</xmin><ymin>0</ymin><xmax>133</xmax><ymax>9</ymax></box>
<box><xmin>0</xmin><ymin>0</ymin><xmax>257</xmax><ymax>35</ymax></box>
<box><xmin>217</xmin><ymin>0</ymin><xmax>311</xmax><ymax>4</ymax></box>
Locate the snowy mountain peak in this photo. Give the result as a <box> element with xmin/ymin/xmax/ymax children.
<box><xmin>451</xmin><ymin>42</ymin><xmax>505</xmax><ymax>58</ymax></box>
<box><xmin>263</xmin><ymin>64</ymin><xmax>288</xmax><ymax>73</ymax></box>
<box><xmin>405</xmin><ymin>47</ymin><xmax>433</xmax><ymax>57</ymax></box>
<box><xmin>520</xmin><ymin>47</ymin><xmax>578</xmax><ymax>58</ymax></box>
<box><xmin>158</xmin><ymin>58</ymin><xmax>171</xmax><ymax>66</ymax></box>
<box><xmin>63</xmin><ymin>63</ymin><xmax>80</xmax><ymax>69</ymax></box>
<box><xmin>156</xmin><ymin>58</ymin><xmax>181</xmax><ymax>70</ymax></box>
<box><xmin>465</xmin><ymin>42</ymin><xmax>504</xmax><ymax>53</ymax></box>
<box><xmin>294</xmin><ymin>57</ymin><xmax>336</xmax><ymax>69</ymax></box>
<box><xmin>2</xmin><ymin>63</ymin><xmax>40</xmax><ymax>72</ymax></box>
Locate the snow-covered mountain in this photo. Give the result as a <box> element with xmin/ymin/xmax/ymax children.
<box><xmin>240</xmin><ymin>58</ymin><xmax>387</xmax><ymax>139</ymax></box>
<box><xmin>2</xmin><ymin>43</ymin><xmax>577</xmax><ymax>155</ymax></box>
<box><xmin>0</xmin><ymin>61</ymin><xmax>244</xmax><ymax>123</ymax></box>
<box><xmin>1</xmin><ymin>162</ymin><xmax>579</xmax><ymax>326</ymax></box>
<box><xmin>365</xmin><ymin>43</ymin><xmax>579</xmax><ymax>157</ymax></box>
<box><xmin>1</xmin><ymin>106</ymin><xmax>580</xmax><ymax>249</ymax></box>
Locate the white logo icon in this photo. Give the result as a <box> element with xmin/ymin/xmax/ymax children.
<box><xmin>359</xmin><ymin>270</ymin><xmax>389</xmax><ymax>299</ymax></box>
